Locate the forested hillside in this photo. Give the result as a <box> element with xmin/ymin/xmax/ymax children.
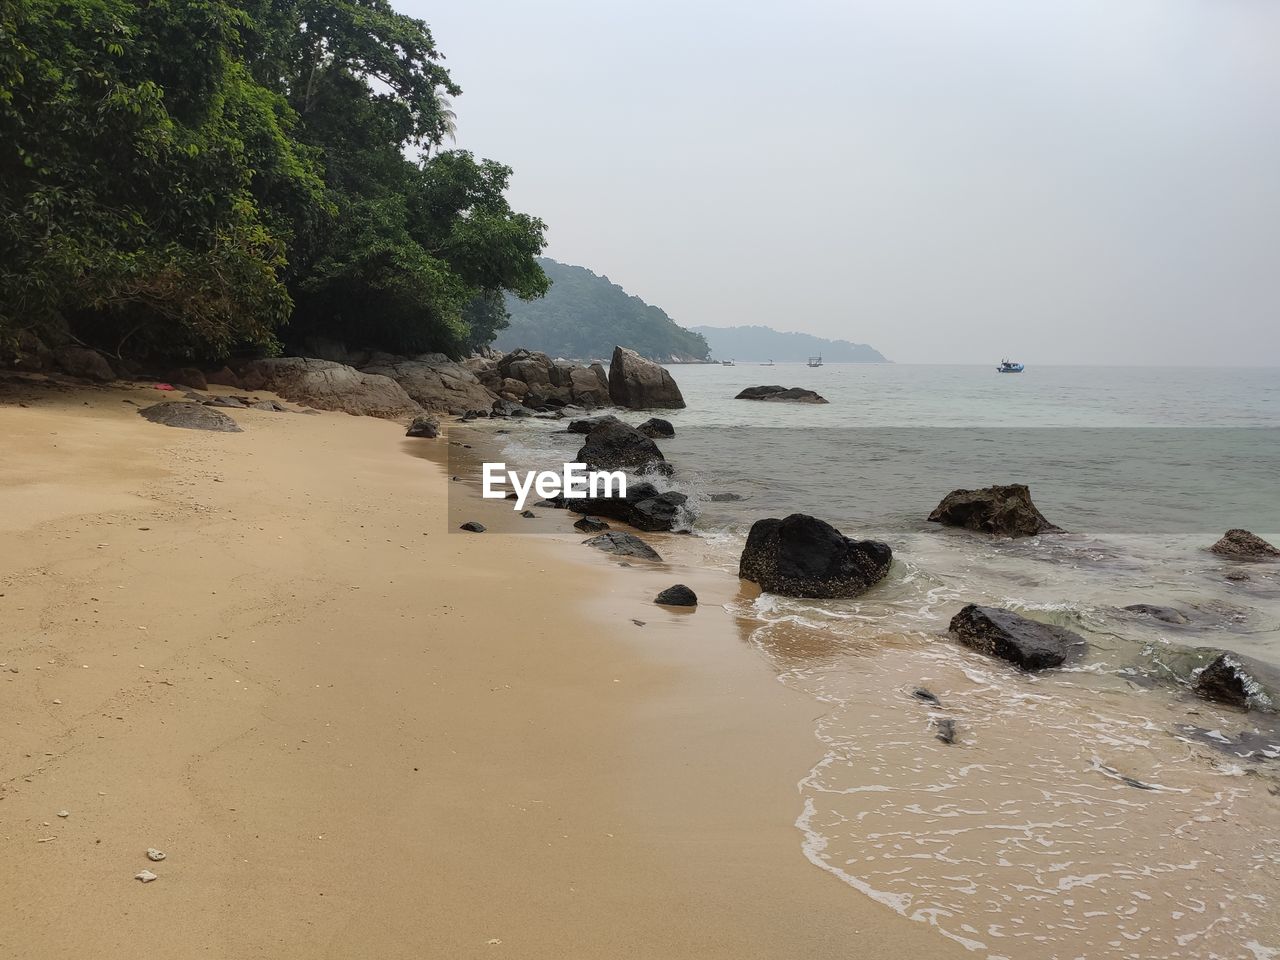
<box><xmin>496</xmin><ymin>259</ymin><xmax>709</xmax><ymax>361</ymax></box>
<box><xmin>691</xmin><ymin>325</ymin><xmax>887</xmax><ymax>362</ymax></box>
<box><xmin>0</xmin><ymin>0</ymin><xmax>547</xmax><ymax>362</ymax></box>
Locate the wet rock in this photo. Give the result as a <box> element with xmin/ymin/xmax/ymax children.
<box><xmin>927</xmin><ymin>483</ymin><xmax>1063</xmax><ymax>538</ymax></box>
<box><xmin>637</xmin><ymin>417</ymin><xmax>675</xmax><ymax>438</ymax></box>
<box><xmin>491</xmin><ymin>398</ymin><xmax>527</xmax><ymax>417</ymax></box>
<box><xmin>573</xmin><ymin>516</ymin><xmax>610</xmax><ymax>533</ymax></box>
<box><xmin>1194</xmin><ymin>652</ymin><xmax>1279</xmax><ymax>711</ymax></box>
<box><xmin>139</xmin><ymin>402</ymin><xmax>242</xmax><ymax>433</ymax></box>
<box><xmin>567</xmin><ymin>482</ymin><xmax>688</xmax><ymax>532</ymax></box>
<box><xmin>459</xmin><ymin>521</ymin><xmax>486</xmax><ymax>533</ymax></box>
<box><xmin>534</xmin><ymin>498</ymin><xmax>567</xmax><ymax>509</ymax></box>
<box><xmin>734</xmin><ymin>385</ymin><xmax>828</xmax><ymax>403</ymax></box>
<box><xmin>654</xmin><ymin>584</ymin><xmax>697</xmax><ymax>606</ymax></box>
<box><xmin>582</xmin><ymin>530</ymin><xmax>662</xmax><ymax>561</ymax></box>
<box><xmin>738</xmin><ymin>514</ymin><xmax>892</xmax><ymax>599</ymax></box>
<box><xmin>576</xmin><ymin>419</ymin><xmax>670</xmax><ymax>474</ymax></box>
<box><xmin>1123</xmin><ymin>603</ymin><xmax>1191</xmax><ymax>625</ymax></box>
<box><xmin>54</xmin><ymin>346</ymin><xmax>115</xmax><ymax>382</ymax></box>
<box><xmin>567</xmin><ymin>414</ymin><xmax>621</xmax><ymax>435</ymax></box>
<box><xmin>709</xmin><ymin>492</ymin><xmax>744</xmax><ymax>502</ymax></box>
<box><xmin>948</xmin><ymin>604</ymin><xmax>1086</xmax><ymax>670</ymax></box>
<box><xmin>238</xmin><ymin>358</ymin><xmax>421</xmax><ymax>419</ymax></box>
<box><xmin>912</xmin><ymin>687</ymin><xmax>941</xmax><ymax>705</ymax></box>
<box><xmin>933</xmin><ymin>718</ymin><xmax>957</xmax><ymax>744</ymax></box>
<box><xmin>520</xmin><ymin>510</ymin><xmax>536</xmax><ymax>519</ymax></box>
<box><xmin>1209</xmin><ymin>529</ymin><xmax>1280</xmax><ymax>561</ymax></box>
<box><xmin>607</xmin><ymin>346</ymin><xmax>685</xmax><ymax>409</ymax></box>
<box><xmin>405</xmin><ymin>415</ymin><xmax>440</xmax><ymax>439</ymax></box>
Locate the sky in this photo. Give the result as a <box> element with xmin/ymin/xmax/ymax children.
<box><xmin>409</xmin><ymin>0</ymin><xmax>1280</xmax><ymax>365</ymax></box>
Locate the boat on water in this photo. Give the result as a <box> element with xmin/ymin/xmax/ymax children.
<box><xmin>807</xmin><ymin>355</ymin><xmax>823</xmax><ymax>368</ymax></box>
<box><xmin>762</xmin><ymin>360</ymin><xmax>774</xmax><ymax>366</ymax></box>
<box><xmin>721</xmin><ymin>359</ymin><xmax>735</xmax><ymax>366</ymax></box>
<box><xmin>997</xmin><ymin>359</ymin><xmax>1024</xmax><ymax>373</ymax></box>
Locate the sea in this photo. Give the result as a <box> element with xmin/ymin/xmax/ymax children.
<box><xmin>465</xmin><ymin>363</ymin><xmax>1280</xmax><ymax>960</ymax></box>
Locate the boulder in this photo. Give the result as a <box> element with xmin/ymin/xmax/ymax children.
<box><xmin>582</xmin><ymin>530</ymin><xmax>662</xmax><ymax>561</ymax></box>
<box><xmin>567</xmin><ymin>414</ymin><xmax>622</xmax><ymax>435</ymax></box>
<box><xmin>359</xmin><ymin>355</ymin><xmax>495</xmax><ymax>415</ymax></box>
<box><xmin>654</xmin><ymin>584</ymin><xmax>697</xmax><ymax>607</ymax></box>
<box><xmin>1209</xmin><ymin>529</ymin><xmax>1280</xmax><ymax>561</ymax></box>
<box><xmin>738</xmin><ymin>514</ymin><xmax>892</xmax><ymax>598</ymax></box>
<box><xmin>637</xmin><ymin>417</ymin><xmax>675</xmax><ymax>438</ymax></box>
<box><xmin>709</xmin><ymin>492</ymin><xmax>744</xmax><ymax>502</ymax></box>
<box><xmin>238</xmin><ymin>358</ymin><xmax>421</xmax><ymax>419</ymax></box>
<box><xmin>927</xmin><ymin>483</ymin><xmax>1062</xmax><ymax>538</ymax></box>
<box><xmin>406</xmin><ymin>415</ymin><xmax>440</xmax><ymax>438</ymax></box>
<box><xmin>948</xmin><ymin>604</ymin><xmax>1085</xmax><ymax>670</ymax></box>
<box><xmin>1192</xmin><ymin>652</ymin><xmax>1279</xmax><ymax>711</ymax></box>
<box><xmin>459</xmin><ymin>521</ymin><xmax>486</xmax><ymax>533</ymax></box>
<box><xmin>165</xmin><ymin>367</ymin><xmax>207</xmax><ymax>390</ymax></box>
<box><xmin>205</xmin><ymin>366</ymin><xmax>242</xmax><ymax>388</ymax></box>
<box><xmin>573</xmin><ymin>516</ymin><xmax>610</xmax><ymax>533</ymax></box>
<box><xmin>734</xmin><ymin>385</ymin><xmax>828</xmax><ymax>403</ymax></box>
<box><xmin>138</xmin><ymin>401</ymin><xmax>242</xmax><ymax>433</ymax></box>
<box><xmin>566</xmin><ymin>481</ymin><xmax>689</xmax><ymax>532</ymax></box>
<box><xmin>569</xmin><ymin>363</ymin><xmax>611</xmax><ymax>407</ymax></box>
<box><xmin>8</xmin><ymin>330</ymin><xmax>54</xmax><ymax>371</ymax></box>
<box><xmin>54</xmin><ymin>346</ymin><xmax>115</xmax><ymax>382</ymax></box>
<box><xmin>576</xmin><ymin>420</ymin><xmax>670</xmax><ymax>474</ymax></box>
<box><xmin>607</xmin><ymin>346</ymin><xmax>685</xmax><ymax>409</ymax></box>
<box><xmin>1123</xmin><ymin>603</ymin><xmax>1190</xmax><ymax>625</ymax></box>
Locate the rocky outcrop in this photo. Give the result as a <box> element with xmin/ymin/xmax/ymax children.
<box><xmin>567</xmin><ymin>481</ymin><xmax>688</xmax><ymax>532</ymax></box>
<box><xmin>406</xmin><ymin>415</ymin><xmax>440</xmax><ymax>438</ymax></box>
<box><xmin>138</xmin><ymin>401</ymin><xmax>242</xmax><ymax>433</ymax></box>
<box><xmin>654</xmin><ymin>584</ymin><xmax>697</xmax><ymax>606</ymax></box>
<box><xmin>360</xmin><ymin>354</ymin><xmax>495</xmax><ymax>415</ymax></box>
<box><xmin>738</xmin><ymin>514</ymin><xmax>892</xmax><ymax>598</ymax></box>
<box><xmin>567</xmin><ymin>414</ymin><xmax>622</xmax><ymax>434</ymax></box>
<box><xmin>928</xmin><ymin>484</ymin><xmax>1063</xmax><ymax>538</ymax></box>
<box><xmin>734</xmin><ymin>385</ymin><xmax>828</xmax><ymax>403</ymax></box>
<box><xmin>948</xmin><ymin>604</ymin><xmax>1085</xmax><ymax>670</ymax></box>
<box><xmin>165</xmin><ymin>367</ymin><xmax>207</xmax><ymax>390</ymax></box>
<box><xmin>1193</xmin><ymin>652</ymin><xmax>1278</xmax><ymax>711</ymax></box>
<box><xmin>637</xmin><ymin>417</ymin><xmax>675</xmax><ymax>438</ymax></box>
<box><xmin>238</xmin><ymin>358</ymin><xmax>421</xmax><ymax>419</ymax></box>
<box><xmin>54</xmin><ymin>346</ymin><xmax>115</xmax><ymax>382</ymax></box>
<box><xmin>205</xmin><ymin>366</ymin><xmax>242</xmax><ymax>389</ymax></box>
<box><xmin>471</xmin><ymin>349</ymin><xmax>609</xmax><ymax>409</ymax></box>
<box><xmin>608</xmin><ymin>346</ymin><xmax>685</xmax><ymax>409</ymax></box>
<box><xmin>576</xmin><ymin>419</ymin><xmax>670</xmax><ymax>474</ymax></box>
<box><xmin>1209</xmin><ymin>529</ymin><xmax>1280</xmax><ymax>561</ymax></box>
<box><xmin>582</xmin><ymin>530</ymin><xmax>662</xmax><ymax>561</ymax></box>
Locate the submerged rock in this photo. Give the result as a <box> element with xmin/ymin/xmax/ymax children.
<box><xmin>566</xmin><ymin>414</ymin><xmax>622</xmax><ymax>435</ymax></box>
<box><xmin>654</xmin><ymin>584</ymin><xmax>697</xmax><ymax>607</ymax></box>
<box><xmin>1123</xmin><ymin>603</ymin><xmax>1191</xmax><ymax>625</ymax></box>
<box><xmin>933</xmin><ymin>718</ymin><xmax>957</xmax><ymax>745</ymax></box>
<box><xmin>734</xmin><ymin>385</ymin><xmax>828</xmax><ymax>403</ymax></box>
<box><xmin>567</xmin><ymin>482</ymin><xmax>689</xmax><ymax>532</ymax></box>
<box><xmin>139</xmin><ymin>402</ymin><xmax>242</xmax><ymax>433</ymax></box>
<box><xmin>927</xmin><ymin>483</ymin><xmax>1063</xmax><ymax>538</ymax></box>
<box><xmin>1194</xmin><ymin>652</ymin><xmax>1279</xmax><ymax>711</ymax></box>
<box><xmin>607</xmin><ymin>346</ymin><xmax>685</xmax><ymax>409</ymax></box>
<box><xmin>948</xmin><ymin>604</ymin><xmax>1085</xmax><ymax>670</ymax></box>
<box><xmin>708</xmin><ymin>492</ymin><xmax>744</xmax><ymax>502</ymax></box>
<box><xmin>912</xmin><ymin>687</ymin><xmax>941</xmax><ymax>705</ymax></box>
<box><xmin>738</xmin><ymin>514</ymin><xmax>892</xmax><ymax>599</ymax></box>
<box><xmin>637</xmin><ymin>417</ymin><xmax>675</xmax><ymax>438</ymax></box>
<box><xmin>582</xmin><ymin>530</ymin><xmax>661</xmax><ymax>561</ymax></box>
<box><xmin>1209</xmin><ymin>529</ymin><xmax>1280</xmax><ymax>561</ymax></box>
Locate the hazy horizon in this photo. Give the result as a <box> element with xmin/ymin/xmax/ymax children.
<box><xmin>416</xmin><ymin>0</ymin><xmax>1279</xmax><ymax>366</ymax></box>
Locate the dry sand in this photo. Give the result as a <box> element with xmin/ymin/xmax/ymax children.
<box><xmin>0</xmin><ymin>379</ymin><xmax>960</xmax><ymax>959</ymax></box>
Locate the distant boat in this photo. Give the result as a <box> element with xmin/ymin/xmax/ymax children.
<box><xmin>721</xmin><ymin>359</ymin><xmax>735</xmax><ymax>366</ymax></box>
<box><xmin>807</xmin><ymin>355</ymin><xmax>823</xmax><ymax>368</ymax></box>
<box><xmin>997</xmin><ymin>359</ymin><xmax>1024</xmax><ymax>373</ymax></box>
<box><xmin>761</xmin><ymin>360</ymin><xmax>774</xmax><ymax>366</ymax></box>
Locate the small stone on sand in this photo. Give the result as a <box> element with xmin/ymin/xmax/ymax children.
<box><xmin>135</xmin><ymin>869</ymin><xmax>158</xmax><ymax>883</ymax></box>
<box><xmin>146</xmin><ymin>848</ymin><xmax>166</xmax><ymax>861</ymax></box>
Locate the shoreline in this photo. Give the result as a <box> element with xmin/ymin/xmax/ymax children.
<box><xmin>0</xmin><ymin>381</ymin><xmax>960</xmax><ymax>959</ymax></box>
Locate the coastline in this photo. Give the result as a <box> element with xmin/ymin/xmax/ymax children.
<box><xmin>0</xmin><ymin>382</ymin><xmax>960</xmax><ymax>959</ymax></box>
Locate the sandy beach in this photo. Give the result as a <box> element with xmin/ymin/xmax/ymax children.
<box><xmin>0</xmin><ymin>379</ymin><xmax>959</xmax><ymax>960</ymax></box>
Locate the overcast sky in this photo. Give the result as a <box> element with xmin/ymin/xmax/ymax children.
<box><xmin>411</xmin><ymin>0</ymin><xmax>1279</xmax><ymax>365</ymax></box>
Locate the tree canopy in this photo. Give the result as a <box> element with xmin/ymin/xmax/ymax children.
<box><xmin>0</xmin><ymin>0</ymin><xmax>547</xmax><ymax>362</ymax></box>
<box><xmin>495</xmin><ymin>258</ymin><xmax>709</xmax><ymax>362</ymax></box>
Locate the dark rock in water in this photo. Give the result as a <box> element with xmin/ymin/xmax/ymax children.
<box><xmin>933</xmin><ymin>718</ymin><xmax>957</xmax><ymax>744</ymax></box>
<box><xmin>1175</xmin><ymin>724</ymin><xmax>1280</xmax><ymax>761</ymax></box>
<box><xmin>631</xmin><ymin>619</ymin><xmax>646</xmax><ymax>627</ymax></box>
<box><xmin>654</xmin><ymin>584</ymin><xmax>697</xmax><ymax>606</ymax></box>
<box><xmin>637</xmin><ymin>417</ymin><xmax>675</xmax><ymax>438</ymax></box>
<box><xmin>1123</xmin><ymin>603</ymin><xmax>1191</xmax><ymax>625</ymax></box>
<box><xmin>582</xmin><ymin>530</ymin><xmax>662</xmax><ymax>561</ymax></box>
<box><xmin>948</xmin><ymin>604</ymin><xmax>1085</xmax><ymax>670</ymax></box>
<box><xmin>629</xmin><ymin>491</ymin><xmax>688</xmax><ymax>532</ymax></box>
<box><xmin>738</xmin><ymin>514</ymin><xmax>892</xmax><ymax>599</ymax></box>
<box><xmin>576</xmin><ymin>419</ymin><xmax>670</xmax><ymax>474</ymax></box>
<box><xmin>709</xmin><ymin>492</ymin><xmax>744</xmax><ymax>502</ymax></box>
<box><xmin>1210</xmin><ymin>529</ymin><xmax>1280</xmax><ymax>561</ymax></box>
<box><xmin>912</xmin><ymin>687</ymin><xmax>941</xmax><ymax>705</ymax></box>
<box><xmin>520</xmin><ymin>510</ymin><xmax>536</xmax><ymax>519</ymax></box>
<box><xmin>567</xmin><ymin>482</ymin><xmax>688</xmax><ymax>532</ymax></box>
<box><xmin>139</xmin><ymin>402</ymin><xmax>242</xmax><ymax>433</ymax></box>
<box><xmin>567</xmin><ymin>414</ymin><xmax>621</xmax><ymax>435</ymax></box>
<box><xmin>734</xmin><ymin>385</ymin><xmax>828</xmax><ymax>404</ymax></box>
<box><xmin>573</xmin><ymin>516</ymin><xmax>610</xmax><ymax>533</ymax></box>
<box><xmin>928</xmin><ymin>484</ymin><xmax>1063</xmax><ymax>538</ymax></box>
<box><xmin>607</xmin><ymin>346</ymin><xmax>686</xmax><ymax>409</ymax></box>
<box><xmin>1194</xmin><ymin>652</ymin><xmax>1279</xmax><ymax>711</ymax></box>
<box><xmin>459</xmin><ymin>521</ymin><xmax>486</xmax><ymax>533</ymax></box>
<box><xmin>491</xmin><ymin>398</ymin><xmax>525</xmax><ymax>417</ymax></box>
<box><xmin>406</xmin><ymin>415</ymin><xmax>440</xmax><ymax>438</ymax></box>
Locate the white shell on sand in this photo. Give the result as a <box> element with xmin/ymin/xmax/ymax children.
<box><xmin>134</xmin><ymin>870</ymin><xmax>158</xmax><ymax>883</ymax></box>
<box><xmin>57</xmin><ymin>810</ymin><xmax>69</xmax><ymax>818</ymax></box>
<box><xmin>146</xmin><ymin>848</ymin><xmax>166</xmax><ymax>862</ymax></box>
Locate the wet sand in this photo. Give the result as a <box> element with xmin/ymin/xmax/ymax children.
<box><xmin>0</xmin><ymin>380</ymin><xmax>960</xmax><ymax>959</ymax></box>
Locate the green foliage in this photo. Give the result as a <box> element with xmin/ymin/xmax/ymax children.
<box><xmin>495</xmin><ymin>259</ymin><xmax>710</xmax><ymax>362</ymax></box>
<box><xmin>0</xmin><ymin>0</ymin><xmax>547</xmax><ymax>363</ymax></box>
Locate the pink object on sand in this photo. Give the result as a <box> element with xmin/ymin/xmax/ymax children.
<box><xmin>154</xmin><ymin>383</ymin><xmax>176</xmax><ymax>391</ymax></box>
